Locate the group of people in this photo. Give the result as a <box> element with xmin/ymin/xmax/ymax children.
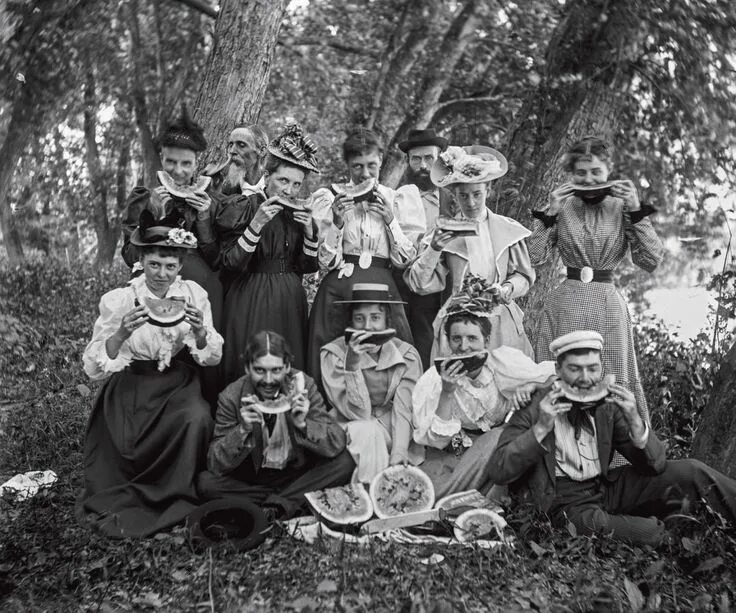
<box><xmin>78</xmin><ymin>108</ymin><xmax>736</xmax><ymax>545</ymax></box>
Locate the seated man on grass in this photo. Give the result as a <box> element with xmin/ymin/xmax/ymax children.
<box><xmin>197</xmin><ymin>331</ymin><xmax>354</xmax><ymax>519</ymax></box>
<box><xmin>488</xmin><ymin>330</ymin><xmax>736</xmax><ymax>545</ymax></box>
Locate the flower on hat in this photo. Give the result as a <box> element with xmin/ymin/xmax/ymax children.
<box><xmin>166</xmin><ymin>228</ymin><xmax>197</xmax><ymax>247</ymax></box>
<box><xmin>445</xmin><ymin>273</ymin><xmax>504</xmax><ymax>317</ymax></box>
<box><xmin>439</xmin><ymin>146</ymin><xmax>501</xmax><ymax>180</ymax></box>
<box><xmin>269</xmin><ymin>123</ymin><xmax>319</xmax><ymax>172</ymax></box>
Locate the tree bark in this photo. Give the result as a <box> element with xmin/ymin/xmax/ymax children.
<box><xmin>491</xmin><ymin>0</ymin><xmax>642</xmax><ymax>335</ymax></box>
<box><xmin>194</xmin><ymin>0</ymin><xmax>287</xmax><ymax>169</ymax></box>
<box><xmin>691</xmin><ymin>341</ymin><xmax>736</xmax><ymax>476</ymax></box>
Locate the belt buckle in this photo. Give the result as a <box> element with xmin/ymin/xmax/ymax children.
<box><xmin>580</xmin><ymin>266</ymin><xmax>594</xmax><ymax>283</ymax></box>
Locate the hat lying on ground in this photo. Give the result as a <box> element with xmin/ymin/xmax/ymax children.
<box><xmin>549</xmin><ymin>330</ymin><xmax>604</xmax><ymax>358</ymax></box>
<box><xmin>334</xmin><ymin>283</ymin><xmax>406</xmax><ymax>305</ymax></box>
<box><xmin>187</xmin><ymin>498</ymin><xmax>270</xmax><ymax>551</ymax></box>
<box><xmin>431</xmin><ymin>145</ymin><xmax>508</xmax><ymax>188</ymax></box>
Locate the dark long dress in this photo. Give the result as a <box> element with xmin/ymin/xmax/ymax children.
<box><xmin>217</xmin><ymin>194</ymin><xmax>319</xmax><ymax>385</ymax></box>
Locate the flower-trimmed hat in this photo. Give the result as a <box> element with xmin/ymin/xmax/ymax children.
<box><xmin>398</xmin><ymin>128</ymin><xmax>449</xmax><ymax>153</ymax></box>
<box><xmin>267</xmin><ymin>123</ymin><xmax>319</xmax><ymax>173</ymax></box>
<box><xmin>156</xmin><ymin>104</ymin><xmax>208</xmax><ymax>153</ymax></box>
<box><xmin>334</xmin><ymin>283</ymin><xmax>406</xmax><ymax>305</ymax></box>
<box><xmin>430</xmin><ymin>145</ymin><xmax>508</xmax><ymax>188</ymax></box>
<box><xmin>444</xmin><ymin>273</ymin><xmax>505</xmax><ymax>318</ymax></box>
<box><xmin>129</xmin><ymin>209</ymin><xmax>198</xmax><ymax>249</ymax></box>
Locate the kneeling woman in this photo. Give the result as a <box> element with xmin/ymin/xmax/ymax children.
<box><xmin>79</xmin><ymin>211</ymin><xmax>223</xmax><ymax>538</ymax></box>
<box><xmin>413</xmin><ymin>289</ymin><xmax>554</xmax><ymax>498</ymax></box>
<box><xmin>320</xmin><ymin>283</ymin><xmax>424</xmax><ymax>483</ymax></box>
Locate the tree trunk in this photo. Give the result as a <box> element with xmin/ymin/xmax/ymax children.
<box><xmin>194</xmin><ymin>0</ymin><xmax>287</xmax><ymax>169</ymax></box>
<box><xmin>491</xmin><ymin>0</ymin><xmax>642</xmax><ymax>336</ymax></box>
<box><xmin>691</xmin><ymin>342</ymin><xmax>736</xmax><ymax>476</ymax></box>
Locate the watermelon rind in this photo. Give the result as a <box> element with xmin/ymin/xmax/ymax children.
<box><xmin>157</xmin><ymin>171</ymin><xmax>211</xmax><ymax>199</ymax></box>
<box><xmin>453</xmin><ymin>508</ymin><xmax>507</xmax><ymax>543</ymax></box>
<box><xmin>330</xmin><ymin>178</ymin><xmax>376</xmax><ymax>202</ymax></box>
<box><xmin>433</xmin><ymin>350</ymin><xmax>488</xmax><ymax>374</ymax></box>
<box><xmin>572</xmin><ymin>181</ymin><xmax>616</xmax><ymax>200</ymax></box>
<box><xmin>305</xmin><ymin>484</ymin><xmax>374</xmax><ymax>525</ymax></box>
<box><xmin>435</xmin><ymin>216</ymin><xmax>480</xmax><ymax>236</ymax></box>
<box><xmin>369</xmin><ymin>465</ymin><xmax>435</xmax><ymax>519</ymax></box>
<box><xmin>555</xmin><ymin>373</ymin><xmax>615</xmax><ymax>403</ymax></box>
<box><xmin>254</xmin><ymin>396</ymin><xmax>292</xmax><ymax>415</ymax></box>
<box><xmin>144</xmin><ymin>297</ymin><xmax>186</xmax><ymax>327</ymax></box>
<box><xmin>344</xmin><ymin>327</ymin><xmax>396</xmax><ymax>345</ymax></box>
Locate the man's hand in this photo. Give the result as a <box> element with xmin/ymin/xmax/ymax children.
<box><xmin>430</xmin><ymin>228</ymin><xmax>456</xmax><ymax>252</ymax></box>
<box><xmin>611</xmin><ymin>179</ymin><xmax>641</xmax><ymax>212</ymax></box>
<box><xmin>239</xmin><ymin>397</ymin><xmax>264</xmax><ymax>432</ymax></box>
<box><xmin>606</xmin><ymin>382</ymin><xmax>646</xmax><ymax>438</ymax></box>
<box><xmin>331</xmin><ymin>193</ymin><xmax>354</xmax><ymax>228</ymax></box>
<box><xmin>548</xmin><ymin>182</ymin><xmax>576</xmax><ymax>216</ymax></box>
<box><xmin>510</xmin><ymin>384</ymin><xmax>535</xmax><ymax>412</ymax></box>
<box><xmin>533</xmin><ymin>386</ymin><xmax>571</xmax><ymax>442</ymax></box>
<box><xmin>290</xmin><ymin>391</ymin><xmax>309</xmax><ymax>431</ymax></box>
<box><xmin>251</xmin><ymin>196</ymin><xmax>283</xmax><ymax>232</ymax></box>
<box><xmin>366</xmin><ymin>190</ymin><xmax>394</xmax><ymax>225</ymax></box>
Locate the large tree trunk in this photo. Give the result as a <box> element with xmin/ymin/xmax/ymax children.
<box><xmin>691</xmin><ymin>343</ymin><xmax>736</xmax><ymax>477</ymax></box>
<box><xmin>492</xmin><ymin>0</ymin><xmax>642</xmax><ymax>335</ymax></box>
<box><xmin>194</xmin><ymin>0</ymin><xmax>287</xmax><ymax>169</ymax></box>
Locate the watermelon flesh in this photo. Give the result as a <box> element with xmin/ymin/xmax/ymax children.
<box><xmin>369</xmin><ymin>465</ymin><xmax>435</xmax><ymax>519</ymax></box>
<box><xmin>330</xmin><ymin>178</ymin><xmax>377</xmax><ymax>202</ymax></box>
<box><xmin>305</xmin><ymin>484</ymin><xmax>374</xmax><ymax>525</ymax></box>
<box><xmin>157</xmin><ymin>171</ymin><xmax>211</xmax><ymax>199</ymax></box>
<box><xmin>555</xmin><ymin>373</ymin><xmax>616</xmax><ymax>403</ymax></box>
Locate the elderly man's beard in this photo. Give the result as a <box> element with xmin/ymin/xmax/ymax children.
<box><xmin>220</xmin><ymin>163</ymin><xmax>247</xmax><ymax>195</ymax></box>
<box><xmin>406</xmin><ymin>166</ymin><xmax>434</xmax><ymax>191</ymax></box>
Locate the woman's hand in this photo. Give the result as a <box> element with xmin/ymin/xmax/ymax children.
<box><xmin>186</xmin><ymin>192</ymin><xmax>212</xmax><ymax>219</ymax></box>
<box><xmin>510</xmin><ymin>384</ymin><xmax>535</xmax><ymax>412</ymax></box>
<box><xmin>366</xmin><ymin>190</ymin><xmax>394</xmax><ymax>225</ymax></box>
<box><xmin>251</xmin><ymin>196</ymin><xmax>283</xmax><ymax>232</ymax></box>
<box><xmin>292</xmin><ymin>208</ymin><xmax>315</xmax><ymax>239</ymax></box>
<box><xmin>611</xmin><ymin>179</ymin><xmax>641</xmax><ymax>212</ymax></box>
<box><xmin>345</xmin><ymin>331</ymin><xmax>379</xmax><ymax>370</ymax></box>
<box><xmin>331</xmin><ymin>193</ymin><xmax>354</xmax><ymax>228</ymax></box>
<box><xmin>548</xmin><ymin>182</ymin><xmax>577</xmax><ymax>216</ymax></box>
<box><xmin>116</xmin><ymin>303</ymin><xmax>149</xmax><ymax>340</ymax></box>
<box><xmin>439</xmin><ymin>359</ymin><xmax>466</xmax><ymax>393</ymax></box>
<box><xmin>430</xmin><ymin>228</ymin><xmax>456</xmax><ymax>252</ymax></box>
<box><xmin>150</xmin><ymin>186</ymin><xmax>173</xmax><ymax>212</ymax></box>
<box><xmin>184</xmin><ymin>303</ymin><xmax>207</xmax><ymax>347</ymax></box>
<box><xmin>290</xmin><ymin>391</ymin><xmax>309</xmax><ymax>430</ymax></box>
<box><xmin>239</xmin><ymin>397</ymin><xmax>264</xmax><ymax>432</ymax></box>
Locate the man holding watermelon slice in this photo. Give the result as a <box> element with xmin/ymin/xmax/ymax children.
<box><xmin>489</xmin><ymin>331</ymin><xmax>736</xmax><ymax>545</ymax></box>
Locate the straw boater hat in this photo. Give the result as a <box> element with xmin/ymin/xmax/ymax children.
<box><xmin>334</xmin><ymin>283</ymin><xmax>406</xmax><ymax>305</ymax></box>
<box><xmin>398</xmin><ymin>128</ymin><xmax>449</xmax><ymax>153</ymax></box>
<box><xmin>430</xmin><ymin>145</ymin><xmax>508</xmax><ymax>189</ymax></box>
<box><xmin>549</xmin><ymin>331</ymin><xmax>604</xmax><ymax>358</ymax></box>
<box><xmin>129</xmin><ymin>210</ymin><xmax>198</xmax><ymax>249</ymax></box>
<box><xmin>156</xmin><ymin>104</ymin><xmax>208</xmax><ymax>153</ymax></box>
<box><xmin>267</xmin><ymin>123</ymin><xmax>320</xmax><ymax>173</ymax></box>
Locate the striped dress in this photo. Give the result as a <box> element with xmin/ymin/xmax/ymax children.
<box><xmin>529</xmin><ymin>195</ymin><xmax>664</xmax><ymax>422</ymax></box>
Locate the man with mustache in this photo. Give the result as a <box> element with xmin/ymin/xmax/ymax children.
<box><xmin>204</xmin><ymin>124</ymin><xmax>269</xmax><ymax>196</ymax></box>
<box><xmin>488</xmin><ymin>330</ymin><xmax>736</xmax><ymax>545</ymax></box>
<box><xmin>197</xmin><ymin>330</ymin><xmax>354</xmax><ymax>520</ymax></box>
<box><xmin>394</xmin><ymin>129</ymin><xmax>454</xmax><ymax>369</ymax></box>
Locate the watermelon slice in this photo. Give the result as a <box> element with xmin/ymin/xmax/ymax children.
<box><xmin>157</xmin><ymin>171</ymin><xmax>211</xmax><ymax>200</ymax></box>
<box><xmin>453</xmin><ymin>508</ymin><xmax>507</xmax><ymax>542</ymax></box>
<box><xmin>369</xmin><ymin>465</ymin><xmax>435</xmax><ymax>519</ymax></box>
<box><xmin>253</xmin><ymin>396</ymin><xmax>292</xmax><ymax>415</ymax></box>
<box><xmin>433</xmin><ymin>350</ymin><xmax>489</xmax><ymax>374</ymax></box>
<box><xmin>144</xmin><ymin>296</ymin><xmax>186</xmax><ymax>327</ymax></box>
<box><xmin>344</xmin><ymin>327</ymin><xmax>396</xmax><ymax>345</ymax></box>
<box><xmin>554</xmin><ymin>373</ymin><xmax>615</xmax><ymax>403</ymax></box>
<box><xmin>573</xmin><ymin>181</ymin><xmax>616</xmax><ymax>200</ymax></box>
<box><xmin>330</xmin><ymin>178</ymin><xmax>377</xmax><ymax>203</ymax></box>
<box><xmin>305</xmin><ymin>484</ymin><xmax>374</xmax><ymax>526</ymax></box>
<box><xmin>275</xmin><ymin>197</ymin><xmax>310</xmax><ymax>211</ymax></box>
<box><xmin>435</xmin><ymin>216</ymin><xmax>480</xmax><ymax>237</ymax></box>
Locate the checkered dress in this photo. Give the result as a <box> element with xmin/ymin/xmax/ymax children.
<box><xmin>529</xmin><ymin>195</ymin><xmax>664</xmax><ymax>424</ymax></box>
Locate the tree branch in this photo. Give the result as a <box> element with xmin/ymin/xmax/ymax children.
<box><xmin>167</xmin><ymin>0</ymin><xmax>217</xmax><ymax>19</ymax></box>
<box><xmin>433</xmin><ymin>95</ymin><xmax>505</xmax><ymax>118</ymax></box>
<box><xmin>278</xmin><ymin>37</ymin><xmax>379</xmax><ymax>57</ymax></box>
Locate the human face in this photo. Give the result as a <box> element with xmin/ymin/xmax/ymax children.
<box><xmin>141</xmin><ymin>252</ymin><xmax>183</xmax><ymax>297</ymax></box>
<box><xmin>447</xmin><ymin>321</ymin><xmax>488</xmax><ymax>355</ymax></box>
<box><xmin>247</xmin><ymin>353</ymin><xmax>289</xmax><ymax>399</ymax></box>
<box><xmin>161</xmin><ymin>146</ymin><xmax>197</xmax><ymax>186</ymax></box>
<box><xmin>347</xmin><ymin>151</ymin><xmax>382</xmax><ymax>184</ymax></box>
<box><xmin>453</xmin><ymin>182</ymin><xmax>489</xmax><ymax>219</ymax></box>
<box><xmin>351</xmin><ymin>304</ymin><xmax>387</xmax><ymax>332</ymax></box>
<box><xmin>571</xmin><ymin>155</ymin><xmax>610</xmax><ymax>185</ymax></box>
<box><xmin>407</xmin><ymin>145</ymin><xmax>440</xmax><ymax>173</ymax></box>
<box><xmin>264</xmin><ymin>164</ymin><xmax>306</xmax><ymax>201</ymax></box>
<box><xmin>227</xmin><ymin>127</ymin><xmax>258</xmax><ymax>170</ymax></box>
<box><xmin>556</xmin><ymin>351</ymin><xmax>603</xmax><ymax>391</ymax></box>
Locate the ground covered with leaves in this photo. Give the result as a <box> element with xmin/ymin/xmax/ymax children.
<box><xmin>1</xmin><ymin>262</ymin><xmax>735</xmax><ymax>612</ymax></box>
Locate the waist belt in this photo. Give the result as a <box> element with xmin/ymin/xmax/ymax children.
<box><xmin>251</xmin><ymin>259</ymin><xmax>297</xmax><ymax>274</ymax></box>
<box><xmin>129</xmin><ymin>360</ymin><xmax>166</xmax><ymax>374</ymax></box>
<box><xmin>344</xmin><ymin>253</ymin><xmax>391</xmax><ymax>269</ymax></box>
<box><xmin>567</xmin><ymin>267</ymin><xmax>614</xmax><ymax>283</ymax></box>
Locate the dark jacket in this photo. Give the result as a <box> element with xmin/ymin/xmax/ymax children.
<box><xmin>488</xmin><ymin>385</ymin><xmax>667</xmax><ymax>512</ymax></box>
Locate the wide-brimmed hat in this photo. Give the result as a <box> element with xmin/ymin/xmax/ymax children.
<box><xmin>398</xmin><ymin>128</ymin><xmax>449</xmax><ymax>153</ymax></box>
<box><xmin>129</xmin><ymin>209</ymin><xmax>197</xmax><ymax>249</ymax></box>
<box><xmin>334</xmin><ymin>283</ymin><xmax>406</xmax><ymax>305</ymax></box>
<box><xmin>267</xmin><ymin>123</ymin><xmax>319</xmax><ymax>173</ymax></box>
<box><xmin>187</xmin><ymin>498</ymin><xmax>269</xmax><ymax>551</ymax></box>
<box><xmin>430</xmin><ymin>145</ymin><xmax>508</xmax><ymax>188</ymax></box>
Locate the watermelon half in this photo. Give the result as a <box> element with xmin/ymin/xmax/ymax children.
<box><xmin>144</xmin><ymin>296</ymin><xmax>186</xmax><ymax>327</ymax></box>
<box><xmin>330</xmin><ymin>178</ymin><xmax>377</xmax><ymax>203</ymax></box>
<box><xmin>453</xmin><ymin>508</ymin><xmax>507</xmax><ymax>542</ymax></box>
<box><xmin>572</xmin><ymin>181</ymin><xmax>616</xmax><ymax>200</ymax></box>
<box><xmin>305</xmin><ymin>484</ymin><xmax>374</xmax><ymax>526</ymax></box>
<box><xmin>369</xmin><ymin>465</ymin><xmax>435</xmax><ymax>519</ymax></box>
<box><xmin>157</xmin><ymin>171</ymin><xmax>211</xmax><ymax>200</ymax></box>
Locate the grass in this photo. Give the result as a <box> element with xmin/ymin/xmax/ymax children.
<box><xmin>1</xmin><ymin>261</ymin><xmax>735</xmax><ymax>612</ymax></box>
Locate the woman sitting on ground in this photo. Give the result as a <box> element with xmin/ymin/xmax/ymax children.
<box><xmin>79</xmin><ymin>211</ymin><xmax>223</xmax><ymax>538</ymax></box>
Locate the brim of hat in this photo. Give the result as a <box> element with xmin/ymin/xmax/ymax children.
<box><xmin>267</xmin><ymin>146</ymin><xmax>319</xmax><ymax>173</ymax></box>
<box><xmin>553</xmin><ymin>341</ymin><xmax>603</xmax><ymax>356</ymax></box>
<box><xmin>187</xmin><ymin>498</ymin><xmax>270</xmax><ymax>551</ymax></box>
<box><xmin>430</xmin><ymin>145</ymin><xmax>509</xmax><ymax>188</ymax></box>
<box><xmin>398</xmin><ymin>136</ymin><xmax>449</xmax><ymax>153</ymax></box>
<box><xmin>129</xmin><ymin>229</ymin><xmax>196</xmax><ymax>248</ymax></box>
<box><xmin>334</xmin><ymin>299</ymin><xmax>407</xmax><ymax>305</ymax></box>
<box><xmin>431</xmin><ymin>167</ymin><xmax>508</xmax><ymax>188</ymax></box>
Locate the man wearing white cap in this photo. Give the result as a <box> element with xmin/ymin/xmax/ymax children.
<box><xmin>488</xmin><ymin>330</ymin><xmax>736</xmax><ymax>545</ymax></box>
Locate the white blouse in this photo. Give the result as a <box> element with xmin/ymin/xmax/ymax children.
<box><xmin>83</xmin><ymin>275</ymin><xmax>223</xmax><ymax>381</ymax></box>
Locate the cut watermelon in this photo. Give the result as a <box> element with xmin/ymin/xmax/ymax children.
<box><xmin>305</xmin><ymin>484</ymin><xmax>374</xmax><ymax>526</ymax></box>
<box><xmin>554</xmin><ymin>373</ymin><xmax>615</xmax><ymax>403</ymax></box>
<box><xmin>157</xmin><ymin>171</ymin><xmax>211</xmax><ymax>200</ymax></box>
<box><xmin>453</xmin><ymin>508</ymin><xmax>507</xmax><ymax>542</ymax></box>
<box><xmin>369</xmin><ymin>465</ymin><xmax>435</xmax><ymax>519</ymax></box>
<box><xmin>144</xmin><ymin>296</ymin><xmax>186</xmax><ymax>327</ymax></box>
<box><xmin>330</xmin><ymin>178</ymin><xmax>377</xmax><ymax>203</ymax></box>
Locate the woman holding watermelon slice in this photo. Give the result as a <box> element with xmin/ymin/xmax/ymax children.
<box><xmin>216</xmin><ymin>124</ymin><xmax>320</xmax><ymax>384</ymax></box>
<box><xmin>529</xmin><ymin>136</ymin><xmax>664</xmax><ymax>426</ymax></box>
<box><xmin>80</xmin><ymin>212</ymin><xmax>223</xmax><ymax>538</ymax></box>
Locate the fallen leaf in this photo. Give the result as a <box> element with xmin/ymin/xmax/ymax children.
<box><xmin>317</xmin><ymin>578</ymin><xmax>338</xmax><ymax>593</ymax></box>
<box><xmin>566</xmin><ymin>521</ymin><xmax>577</xmax><ymax>537</ymax></box>
<box><xmin>624</xmin><ymin>577</ymin><xmax>644</xmax><ymax>613</ymax></box>
<box><xmin>77</xmin><ymin>384</ymin><xmax>92</xmax><ymax>397</ymax></box>
<box><xmin>287</xmin><ymin>595</ymin><xmax>319</xmax><ymax>610</ymax></box>
<box><xmin>171</xmin><ymin>569</ymin><xmax>188</xmax><ymax>582</ymax></box>
<box><xmin>692</xmin><ymin>556</ymin><xmax>724</xmax><ymax>574</ymax></box>
<box><xmin>681</xmin><ymin>536</ymin><xmax>698</xmax><ymax>552</ymax></box>
<box><xmin>529</xmin><ymin>541</ymin><xmax>547</xmax><ymax>557</ymax></box>
<box><xmin>644</xmin><ymin>559</ymin><xmax>665</xmax><ymax>578</ymax></box>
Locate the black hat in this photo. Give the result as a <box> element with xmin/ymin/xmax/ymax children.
<box><xmin>398</xmin><ymin>129</ymin><xmax>449</xmax><ymax>153</ymax></box>
<box><xmin>129</xmin><ymin>209</ymin><xmax>197</xmax><ymax>249</ymax></box>
<box><xmin>157</xmin><ymin>104</ymin><xmax>208</xmax><ymax>152</ymax></box>
<box><xmin>187</xmin><ymin>498</ymin><xmax>269</xmax><ymax>551</ymax></box>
